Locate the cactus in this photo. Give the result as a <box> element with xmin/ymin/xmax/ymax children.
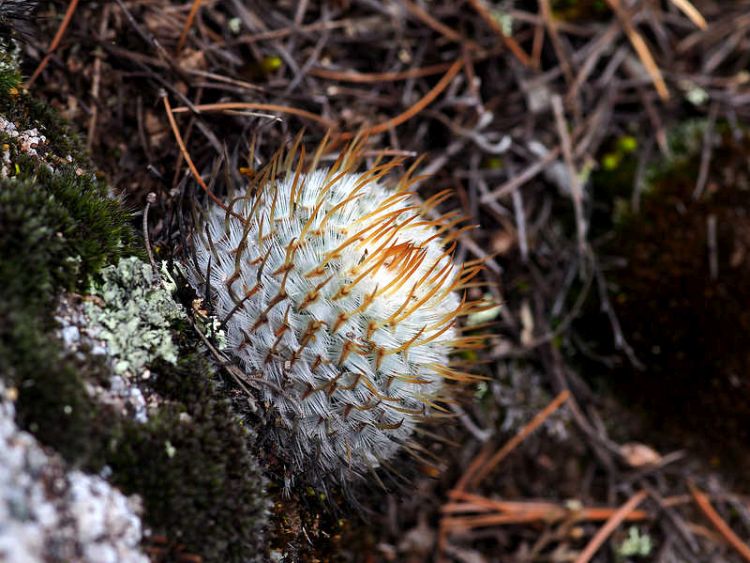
<box><xmin>186</xmin><ymin>137</ymin><xmax>487</xmax><ymax>484</ymax></box>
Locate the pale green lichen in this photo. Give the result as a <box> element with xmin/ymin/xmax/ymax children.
<box><xmin>85</xmin><ymin>257</ymin><xmax>185</xmax><ymax>375</ymax></box>
<box><xmin>617</xmin><ymin>526</ymin><xmax>653</xmax><ymax>559</ymax></box>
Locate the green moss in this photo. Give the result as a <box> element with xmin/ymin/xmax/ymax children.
<box><xmin>4</xmin><ymin>324</ymin><xmax>118</xmax><ymax>466</ymax></box>
<box><xmin>0</xmin><ymin>178</ymin><xmax>71</xmax><ymax>311</ymax></box>
<box><xmin>109</xmin><ymin>355</ymin><xmax>268</xmax><ymax>562</ymax></box>
<box><xmin>0</xmin><ymin>36</ymin><xmax>21</xmax><ymax>93</ymax></box>
<box><xmin>0</xmin><ymin>92</ymin><xmax>88</xmax><ymax>164</ymax></box>
<box><xmin>7</xmin><ymin>171</ymin><xmax>117</xmax><ymax>294</ymax></box>
<box><xmin>0</xmin><ymin>168</ymin><xmax>136</xmax><ymax>464</ymax></box>
<box><xmin>0</xmin><ymin>34</ymin><xmax>139</xmax><ymax>467</ymax></box>
<box><xmin>0</xmin><ymin>176</ymin><xmax>267</xmax><ymax>560</ymax></box>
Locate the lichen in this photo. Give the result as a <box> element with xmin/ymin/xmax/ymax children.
<box><xmin>85</xmin><ymin>257</ymin><xmax>185</xmax><ymax>375</ymax></box>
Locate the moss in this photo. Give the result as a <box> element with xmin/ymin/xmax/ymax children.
<box><xmin>579</xmin><ymin>122</ymin><xmax>750</xmax><ymax>468</ymax></box>
<box><xmin>0</xmin><ymin>36</ymin><xmax>21</xmax><ymax>93</ymax></box>
<box><xmin>4</xmin><ymin>271</ymin><xmax>269</xmax><ymax>563</ymax></box>
<box><xmin>0</xmin><ymin>185</ymin><xmax>268</xmax><ymax>559</ymax></box>
<box><xmin>108</xmin><ymin>354</ymin><xmax>268</xmax><ymax>562</ymax></box>
<box><xmin>0</xmin><ymin>178</ymin><xmax>71</xmax><ymax>312</ymax></box>
<box><xmin>0</xmin><ymin>90</ymin><xmax>88</xmax><ymax>164</ymax></box>
<box><xmin>0</xmin><ymin>31</ymin><xmax>139</xmax><ymax>466</ymax></box>
<box><xmin>4</xmin><ymin>324</ymin><xmax>118</xmax><ymax>466</ymax></box>
<box><xmin>0</xmin><ymin>203</ymin><xmax>269</xmax><ymax>560</ymax></box>
<box><xmin>0</xmin><ymin>58</ymin><xmax>20</xmax><ymax>92</ymax></box>
<box><xmin>0</xmin><ymin>168</ymin><xmax>136</xmax><ymax>463</ymax></box>
<box><xmin>36</xmin><ymin>156</ymin><xmax>133</xmax><ymax>262</ymax></box>
<box><xmin>2</xmin><ymin>166</ymin><xmax>135</xmax><ymax>287</ymax></box>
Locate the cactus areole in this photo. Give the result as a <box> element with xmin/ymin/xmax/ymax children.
<box><xmin>187</xmin><ymin>137</ymin><xmax>486</xmax><ymax>483</ymax></box>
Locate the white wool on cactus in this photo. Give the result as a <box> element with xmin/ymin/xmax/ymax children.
<box><xmin>186</xmin><ymin>138</ymin><xmax>485</xmax><ymax>482</ymax></box>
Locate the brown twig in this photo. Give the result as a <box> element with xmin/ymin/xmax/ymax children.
<box><xmin>177</xmin><ymin>0</ymin><xmax>204</xmax><ymax>54</ymax></box>
<box><xmin>169</xmin><ymin>101</ymin><xmax>336</xmax><ymax>129</ymax></box>
<box><xmin>480</xmin><ymin>147</ymin><xmax>563</xmax><ymax>204</ymax></box>
<box><xmin>350</xmin><ymin>58</ymin><xmax>464</xmax><ymax>138</ymax></box>
<box><xmin>551</xmin><ymin>95</ymin><xmax>586</xmax><ymax>256</ymax></box>
<box><xmin>689</xmin><ymin>482</ymin><xmax>750</xmax><ymax>562</ymax></box>
<box><xmin>86</xmin><ymin>4</ymin><xmax>110</xmax><ymax>152</ymax></box>
<box><xmin>310</xmin><ymin>61</ymin><xmax>455</xmax><ymax>83</ymax></box>
<box><xmin>605</xmin><ymin>0</ymin><xmax>670</xmax><ymax>100</ymax></box>
<box><xmin>161</xmin><ymin>93</ymin><xmax>232</xmax><ymax>214</ymax></box>
<box><xmin>539</xmin><ymin>0</ymin><xmax>574</xmax><ymax>85</ymax></box>
<box><xmin>456</xmin><ymin>390</ymin><xmax>571</xmax><ymax>490</ymax></box>
<box><xmin>445</xmin><ymin>491</ymin><xmax>649</xmax><ymax>523</ymax></box>
<box><xmin>669</xmin><ymin>0</ymin><xmax>707</xmax><ymax>30</ymax></box>
<box><xmin>26</xmin><ymin>0</ymin><xmax>81</xmax><ymax>87</ymax></box>
<box><xmin>574</xmin><ymin>490</ymin><xmax>649</xmax><ymax>563</ymax></box>
<box><xmin>466</xmin><ymin>0</ymin><xmax>532</xmax><ymax>67</ymax></box>
<box><xmin>143</xmin><ymin>193</ymin><xmax>158</xmax><ymax>272</ymax></box>
<box><xmin>401</xmin><ymin>0</ymin><xmax>478</xmax><ymax>49</ymax></box>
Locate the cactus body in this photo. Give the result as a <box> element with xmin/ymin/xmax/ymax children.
<box><xmin>187</xmin><ymin>142</ymin><xmax>483</xmax><ymax>482</ymax></box>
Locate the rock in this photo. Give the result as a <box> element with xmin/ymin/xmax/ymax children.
<box><xmin>0</xmin><ymin>382</ymin><xmax>147</xmax><ymax>563</ymax></box>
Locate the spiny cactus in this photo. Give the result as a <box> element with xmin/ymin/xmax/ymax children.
<box><xmin>186</xmin><ymin>136</ymin><xmax>487</xmax><ymax>484</ymax></box>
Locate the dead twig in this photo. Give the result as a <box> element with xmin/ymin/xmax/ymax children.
<box><xmin>466</xmin><ymin>0</ymin><xmax>531</xmax><ymax>67</ymax></box>
<box><xmin>551</xmin><ymin>95</ymin><xmax>586</xmax><ymax>256</ymax></box>
<box><xmin>401</xmin><ymin>0</ymin><xmax>478</xmax><ymax>49</ymax></box>
<box><xmin>170</xmin><ymin>101</ymin><xmax>336</xmax><ymax>129</ymax></box>
<box><xmin>689</xmin><ymin>483</ymin><xmax>750</xmax><ymax>562</ymax></box>
<box><xmin>353</xmin><ymin>58</ymin><xmax>464</xmax><ymax>138</ymax></box>
<box><xmin>143</xmin><ymin>193</ymin><xmax>158</xmax><ymax>272</ymax></box>
<box><xmin>177</xmin><ymin>0</ymin><xmax>203</xmax><ymax>54</ymax></box>
<box><xmin>457</xmin><ymin>389</ymin><xmax>571</xmax><ymax>490</ymax></box>
<box><xmin>605</xmin><ymin>0</ymin><xmax>670</xmax><ymax>100</ymax></box>
<box><xmin>26</xmin><ymin>0</ymin><xmax>81</xmax><ymax>87</ymax></box>
<box><xmin>444</xmin><ymin>490</ymin><xmax>649</xmax><ymax>524</ymax></box>
<box><xmin>161</xmin><ymin>93</ymin><xmax>234</xmax><ymax>214</ymax></box>
<box><xmin>669</xmin><ymin>0</ymin><xmax>707</xmax><ymax>30</ymax></box>
<box><xmin>480</xmin><ymin>146</ymin><xmax>562</xmax><ymax>204</ymax></box>
<box><xmin>692</xmin><ymin>101</ymin><xmax>719</xmax><ymax>199</ymax></box>
<box><xmin>86</xmin><ymin>4</ymin><xmax>110</xmax><ymax>152</ymax></box>
<box><xmin>574</xmin><ymin>490</ymin><xmax>649</xmax><ymax>563</ymax></box>
<box><xmin>311</xmin><ymin>61</ymin><xmax>454</xmax><ymax>83</ymax></box>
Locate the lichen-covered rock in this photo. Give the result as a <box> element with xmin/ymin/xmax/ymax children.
<box><xmin>53</xmin><ymin>264</ymin><xmax>270</xmax><ymax>561</ymax></box>
<box><xmin>83</xmin><ymin>257</ymin><xmax>185</xmax><ymax>376</ymax></box>
<box><xmin>0</xmin><ymin>383</ymin><xmax>147</xmax><ymax>563</ymax></box>
<box><xmin>56</xmin><ymin>293</ymin><xmax>152</xmax><ymax>424</ymax></box>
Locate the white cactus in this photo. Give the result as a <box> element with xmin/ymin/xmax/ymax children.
<box><xmin>186</xmin><ymin>138</ymin><xmax>485</xmax><ymax>483</ymax></box>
